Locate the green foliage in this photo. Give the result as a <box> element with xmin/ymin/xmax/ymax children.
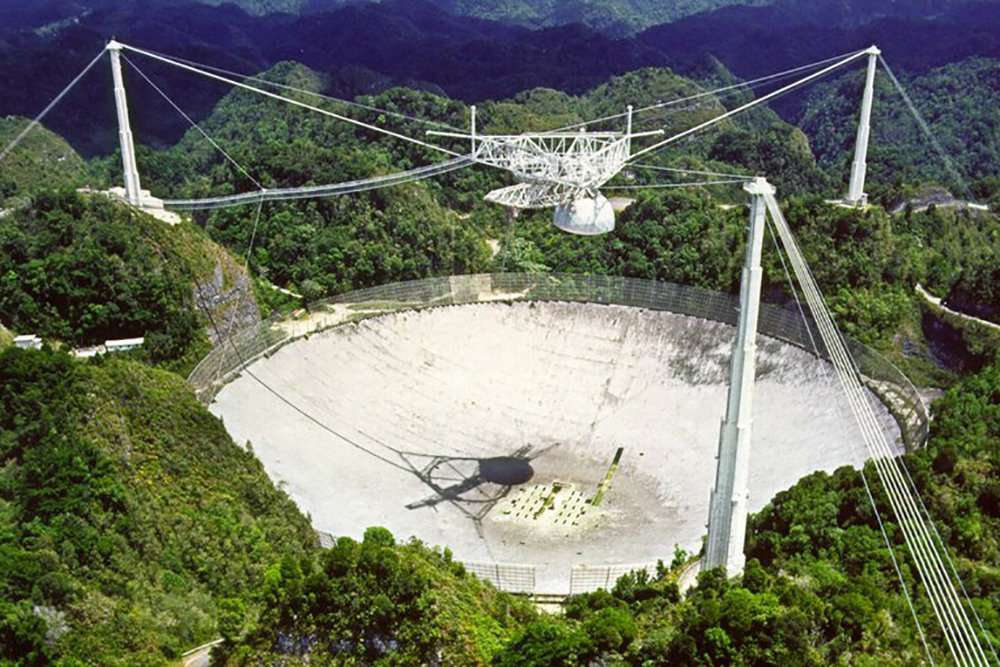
<box><xmin>413</xmin><ymin>0</ymin><xmax>771</xmax><ymax>33</ymax></box>
<box><xmin>131</xmin><ymin>67</ymin><xmax>494</xmax><ymax>299</ymax></box>
<box><xmin>493</xmin><ymin>236</ymin><xmax>550</xmax><ymax>273</ymax></box>
<box><xmin>709</xmin><ymin>125</ymin><xmax>829</xmax><ymax>195</ymax></box>
<box><xmin>947</xmin><ymin>257</ymin><xmax>1000</xmax><ymax>325</ymax></box>
<box><xmin>224</xmin><ymin>528</ymin><xmax>534</xmax><ymax>666</ymax></box>
<box><xmin>0</xmin><ymin>347</ymin><xmax>315</xmax><ymax>665</ymax></box>
<box><xmin>828</xmin><ymin>286</ymin><xmax>912</xmax><ymax>347</ymax></box>
<box><xmin>801</xmin><ymin>58</ymin><xmax>1000</xmax><ymax>196</ymax></box>
<box><xmin>0</xmin><ymin>117</ymin><xmax>88</xmax><ymax>209</ymax></box>
<box><xmin>582</xmin><ymin>67</ymin><xmax>727</xmax><ymax>134</ymax></box>
<box><xmin>745</xmin><ymin>356</ymin><xmax>1000</xmax><ymax>662</ymax></box>
<box><xmin>912</xmin><ymin>359</ymin><xmax>1000</xmax><ymax>562</ymax></box>
<box><xmin>493</xmin><ymin>616</ymin><xmax>594</xmax><ymax>667</ymax></box>
<box><xmin>0</xmin><ymin>190</ymin><xmax>252</xmax><ymax>366</ymax></box>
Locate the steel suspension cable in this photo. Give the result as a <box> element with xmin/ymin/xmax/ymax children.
<box><xmin>878</xmin><ymin>56</ymin><xmax>976</xmax><ymax>202</ymax></box>
<box><xmin>624</xmin><ymin>67</ymin><xmax>854</xmax><ymax>134</ymax></box>
<box><xmin>604</xmin><ymin>179</ymin><xmax>745</xmax><ymax>190</ymax></box>
<box><xmin>765</xmin><ymin>220</ymin><xmax>936</xmax><ymax>665</ymax></box>
<box><xmin>782</xmin><ymin>232</ymin><xmax>973</xmax><ymax>663</ymax></box>
<box><xmin>126</xmin><ymin>45</ymin><xmax>474</xmax><ymax>210</ymax></box>
<box><xmin>218</xmin><ymin>196</ymin><xmax>265</xmax><ymax>350</ymax></box>
<box><xmin>0</xmin><ymin>48</ymin><xmax>106</xmax><ymax>165</ymax></box>
<box><xmin>777</xmin><ymin>213</ymin><xmax>980</xmax><ymax>664</ymax></box>
<box><xmin>765</xmin><ymin>195</ymin><xmax>992</xmax><ymax>665</ymax></box>
<box><xmin>123</xmin><ymin>54</ymin><xmax>267</xmax><ymax>192</ymax></box>
<box><xmin>766</xmin><ymin>200</ymin><xmax>965</xmax><ymax>657</ymax></box>
<box><xmin>626</xmin><ymin>50</ymin><xmax>871</xmax><ymax>164</ymax></box>
<box><xmin>124</xmin><ymin>44</ymin><xmax>465</xmax><ymax>132</ymax></box>
<box><xmin>162</xmin><ymin>156</ymin><xmax>473</xmax><ymax>210</ymax></box>
<box><xmin>632</xmin><ymin>164</ymin><xmax>752</xmax><ymax>179</ymax></box>
<box><xmin>786</xmin><ymin>214</ymin><xmax>991</xmax><ymax>666</ymax></box>
<box><xmin>118</xmin><ymin>42</ymin><xmax>463</xmax><ymax>159</ymax></box>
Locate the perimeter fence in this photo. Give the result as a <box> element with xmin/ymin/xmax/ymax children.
<box><xmin>189</xmin><ymin>273</ymin><xmax>928</xmax><ymax>450</ymax></box>
<box><xmin>317</xmin><ymin>530</ymin><xmax>536</xmax><ymax>593</ymax></box>
<box><xmin>569</xmin><ymin>562</ymin><xmax>662</xmax><ymax>596</ymax></box>
<box><xmin>462</xmin><ymin>561</ymin><xmax>537</xmax><ymax>594</ymax></box>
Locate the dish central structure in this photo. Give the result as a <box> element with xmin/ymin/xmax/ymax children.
<box><xmin>430</xmin><ymin>107</ymin><xmax>662</xmax><ymax>234</ymax></box>
<box><xmin>198</xmin><ymin>276</ymin><xmax>912</xmax><ymax>594</ymax></box>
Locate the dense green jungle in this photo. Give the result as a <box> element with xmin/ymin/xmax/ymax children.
<box><xmin>1</xmin><ymin>1</ymin><xmax>998</xmax><ymax>664</ymax></box>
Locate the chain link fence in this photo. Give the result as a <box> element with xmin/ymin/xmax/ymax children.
<box><xmin>569</xmin><ymin>562</ymin><xmax>662</xmax><ymax>596</ymax></box>
<box><xmin>189</xmin><ymin>273</ymin><xmax>928</xmax><ymax>449</ymax></box>
<box><xmin>317</xmin><ymin>531</ymin><xmax>536</xmax><ymax>594</ymax></box>
<box><xmin>461</xmin><ymin>561</ymin><xmax>537</xmax><ymax>594</ymax></box>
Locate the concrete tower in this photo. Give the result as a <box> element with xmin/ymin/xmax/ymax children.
<box><xmin>845</xmin><ymin>46</ymin><xmax>880</xmax><ymax>206</ymax></box>
<box><xmin>107</xmin><ymin>40</ymin><xmax>142</xmax><ymax>206</ymax></box>
<box><xmin>703</xmin><ymin>176</ymin><xmax>773</xmax><ymax>576</ymax></box>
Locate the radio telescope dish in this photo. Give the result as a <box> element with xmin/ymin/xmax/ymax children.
<box><xmin>553</xmin><ymin>193</ymin><xmax>615</xmax><ymax>235</ymax></box>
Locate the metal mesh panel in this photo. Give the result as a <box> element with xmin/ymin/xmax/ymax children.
<box><xmin>461</xmin><ymin>562</ymin><xmax>536</xmax><ymax>594</ymax></box>
<box><xmin>569</xmin><ymin>563</ymin><xmax>659</xmax><ymax>595</ymax></box>
<box><xmin>312</xmin><ymin>533</ymin><xmax>535</xmax><ymax>593</ymax></box>
<box><xmin>188</xmin><ymin>273</ymin><xmax>928</xmax><ymax>448</ymax></box>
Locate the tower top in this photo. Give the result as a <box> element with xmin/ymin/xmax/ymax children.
<box><xmin>864</xmin><ymin>45</ymin><xmax>881</xmax><ymax>56</ymax></box>
<box><xmin>743</xmin><ymin>176</ymin><xmax>775</xmax><ymax>196</ymax></box>
<box><xmin>106</xmin><ymin>39</ymin><xmax>123</xmax><ymax>52</ymax></box>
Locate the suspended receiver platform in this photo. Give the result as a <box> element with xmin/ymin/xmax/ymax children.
<box><xmin>429</xmin><ymin>106</ymin><xmax>662</xmax><ymax>235</ymax></box>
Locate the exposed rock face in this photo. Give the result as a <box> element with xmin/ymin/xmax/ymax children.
<box><xmin>193</xmin><ymin>253</ymin><xmax>260</xmax><ymax>344</ymax></box>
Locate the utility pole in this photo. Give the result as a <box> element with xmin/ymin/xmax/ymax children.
<box><xmin>703</xmin><ymin>176</ymin><xmax>773</xmax><ymax>576</ymax></box>
<box><xmin>845</xmin><ymin>45</ymin><xmax>880</xmax><ymax>206</ymax></box>
<box><xmin>107</xmin><ymin>40</ymin><xmax>143</xmax><ymax>206</ymax></box>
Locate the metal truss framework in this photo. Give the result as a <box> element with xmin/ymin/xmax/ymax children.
<box><xmin>431</xmin><ymin>106</ymin><xmax>663</xmax><ymax>210</ymax></box>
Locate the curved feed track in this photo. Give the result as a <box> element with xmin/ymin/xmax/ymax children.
<box><xmin>211</xmin><ymin>301</ymin><xmax>901</xmax><ymax>593</ymax></box>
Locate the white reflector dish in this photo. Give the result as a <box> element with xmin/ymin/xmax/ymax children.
<box><xmin>553</xmin><ymin>193</ymin><xmax>615</xmax><ymax>236</ymax></box>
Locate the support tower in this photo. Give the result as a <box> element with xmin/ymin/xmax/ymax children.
<box><xmin>703</xmin><ymin>176</ymin><xmax>774</xmax><ymax>576</ymax></box>
<box><xmin>845</xmin><ymin>46</ymin><xmax>880</xmax><ymax>206</ymax></box>
<box><xmin>107</xmin><ymin>40</ymin><xmax>143</xmax><ymax>206</ymax></box>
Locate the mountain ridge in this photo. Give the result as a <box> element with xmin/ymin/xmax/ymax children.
<box><xmin>1</xmin><ymin>0</ymin><xmax>997</xmax><ymax>158</ymax></box>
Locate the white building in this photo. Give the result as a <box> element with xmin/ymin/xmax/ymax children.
<box><xmin>13</xmin><ymin>334</ymin><xmax>42</xmax><ymax>350</ymax></box>
<box><xmin>73</xmin><ymin>346</ymin><xmax>104</xmax><ymax>359</ymax></box>
<box><xmin>104</xmin><ymin>337</ymin><xmax>144</xmax><ymax>353</ymax></box>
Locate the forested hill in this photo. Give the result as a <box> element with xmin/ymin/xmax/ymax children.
<box><xmin>0</xmin><ymin>348</ymin><xmax>318</xmax><ymax>665</ymax></box>
<box><xmin>637</xmin><ymin>2</ymin><xmax>1000</xmax><ymax>90</ymax></box>
<box><xmin>0</xmin><ymin>117</ymin><xmax>89</xmax><ymax>208</ymax></box>
<box><xmin>4</xmin><ymin>0</ymin><xmax>996</xmax><ymax>34</ymax></box>
<box><xmin>800</xmin><ymin>57</ymin><xmax>1000</xmax><ymax>187</ymax></box>
<box><xmin>1</xmin><ymin>0</ymin><xmax>998</xmax><ymax>156</ymax></box>
<box><xmin>0</xmin><ymin>190</ymin><xmax>260</xmax><ymax>370</ymax></box>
